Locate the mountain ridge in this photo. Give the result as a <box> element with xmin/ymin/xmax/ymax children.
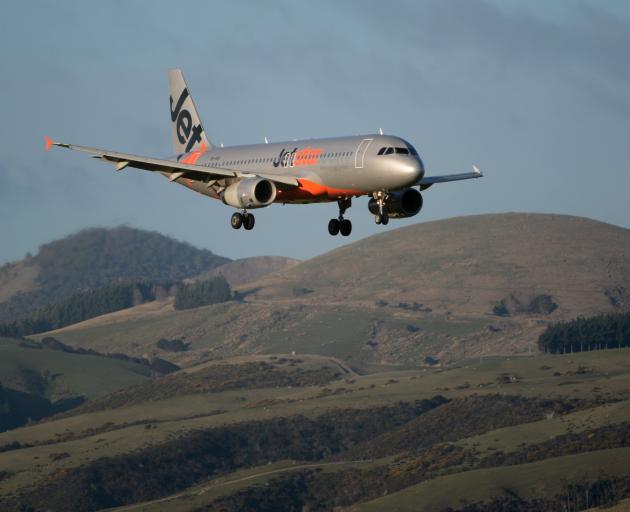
<box><xmin>27</xmin><ymin>213</ymin><xmax>630</xmax><ymax>368</ymax></box>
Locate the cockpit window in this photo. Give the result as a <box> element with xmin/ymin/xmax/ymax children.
<box><xmin>406</xmin><ymin>143</ymin><xmax>419</xmax><ymax>156</ymax></box>
<box><xmin>378</xmin><ymin>146</ymin><xmax>413</xmax><ymax>156</ymax></box>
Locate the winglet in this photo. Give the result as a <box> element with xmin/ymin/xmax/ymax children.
<box><xmin>44</xmin><ymin>135</ymin><xmax>54</xmax><ymax>152</ymax></box>
<box><xmin>472</xmin><ymin>165</ymin><xmax>483</xmax><ymax>176</ymax></box>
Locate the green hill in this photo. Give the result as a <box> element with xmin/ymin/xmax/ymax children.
<box><xmin>0</xmin><ymin>226</ymin><xmax>230</xmax><ymax>322</ymax></box>
<box><xmin>0</xmin><ymin>337</ymin><xmax>155</xmax><ymax>431</ymax></box>
<box><xmin>36</xmin><ymin>214</ymin><xmax>630</xmax><ymax>368</ymax></box>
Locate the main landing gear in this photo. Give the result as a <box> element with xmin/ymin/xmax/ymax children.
<box><xmin>231</xmin><ymin>211</ymin><xmax>255</xmax><ymax>230</ymax></box>
<box><xmin>328</xmin><ymin>198</ymin><xmax>352</xmax><ymax>236</ymax></box>
<box><xmin>373</xmin><ymin>191</ymin><xmax>389</xmax><ymax>225</ymax></box>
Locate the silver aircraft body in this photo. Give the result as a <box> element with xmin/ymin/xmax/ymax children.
<box><xmin>46</xmin><ymin>69</ymin><xmax>482</xmax><ymax>236</ymax></box>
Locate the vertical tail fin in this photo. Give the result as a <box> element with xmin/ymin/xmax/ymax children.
<box><xmin>168</xmin><ymin>69</ymin><xmax>213</xmax><ymax>154</ymax></box>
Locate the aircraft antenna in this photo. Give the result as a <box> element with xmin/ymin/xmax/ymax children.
<box><xmin>264</xmin><ymin>137</ymin><xmax>269</xmax><ymax>144</ymax></box>
<box><xmin>379</xmin><ymin>127</ymin><xmax>384</xmax><ymax>135</ymax></box>
<box><xmin>220</xmin><ymin>143</ymin><xmax>224</xmax><ymax>148</ymax></box>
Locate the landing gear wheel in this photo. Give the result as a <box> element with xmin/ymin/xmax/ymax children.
<box><xmin>374</xmin><ymin>213</ymin><xmax>389</xmax><ymax>225</ymax></box>
<box><xmin>243</xmin><ymin>213</ymin><xmax>255</xmax><ymax>230</ymax></box>
<box><xmin>329</xmin><ymin>198</ymin><xmax>352</xmax><ymax>236</ymax></box>
<box><xmin>328</xmin><ymin>218</ymin><xmax>341</xmax><ymax>236</ymax></box>
<box><xmin>340</xmin><ymin>219</ymin><xmax>352</xmax><ymax>236</ymax></box>
<box><xmin>231</xmin><ymin>212</ymin><xmax>244</xmax><ymax>229</ymax></box>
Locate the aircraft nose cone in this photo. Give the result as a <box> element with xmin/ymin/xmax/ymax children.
<box><xmin>400</xmin><ymin>160</ymin><xmax>423</xmax><ymax>185</ymax></box>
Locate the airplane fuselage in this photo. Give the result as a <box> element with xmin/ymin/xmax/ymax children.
<box><xmin>47</xmin><ymin>68</ymin><xmax>481</xmax><ymax>236</ymax></box>
<box><xmin>173</xmin><ymin>134</ymin><xmax>425</xmax><ymax>204</ymax></box>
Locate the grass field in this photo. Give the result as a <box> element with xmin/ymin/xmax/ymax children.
<box><xmin>352</xmin><ymin>447</ymin><xmax>630</xmax><ymax>511</ymax></box>
<box><xmin>0</xmin><ymin>337</ymin><xmax>151</xmax><ymax>401</ymax></box>
<box><xmin>36</xmin><ymin>300</ymin><xmax>498</xmax><ymax>370</ymax></box>
<box><xmin>1</xmin><ymin>348</ymin><xmax>630</xmax><ymax>509</ymax></box>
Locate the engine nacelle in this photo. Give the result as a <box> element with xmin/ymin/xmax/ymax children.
<box><xmin>368</xmin><ymin>188</ymin><xmax>423</xmax><ymax>219</ymax></box>
<box><xmin>221</xmin><ymin>178</ymin><xmax>277</xmax><ymax>209</ymax></box>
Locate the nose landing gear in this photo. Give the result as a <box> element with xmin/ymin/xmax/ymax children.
<box><xmin>328</xmin><ymin>198</ymin><xmax>352</xmax><ymax>236</ymax></box>
<box><xmin>231</xmin><ymin>211</ymin><xmax>255</xmax><ymax>230</ymax></box>
<box><xmin>372</xmin><ymin>192</ymin><xmax>389</xmax><ymax>225</ymax></box>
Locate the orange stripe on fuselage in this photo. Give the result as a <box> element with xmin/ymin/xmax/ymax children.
<box><xmin>276</xmin><ymin>179</ymin><xmax>364</xmax><ymax>202</ymax></box>
<box><xmin>293</xmin><ymin>147</ymin><xmax>323</xmax><ymax>167</ymax></box>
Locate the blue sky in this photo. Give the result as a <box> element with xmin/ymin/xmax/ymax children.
<box><xmin>1</xmin><ymin>0</ymin><xmax>628</xmax><ymax>262</ymax></box>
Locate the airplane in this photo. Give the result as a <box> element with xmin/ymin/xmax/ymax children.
<box><xmin>45</xmin><ymin>69</ymin><xmax>482</xmax><ymax>236</ymax></box>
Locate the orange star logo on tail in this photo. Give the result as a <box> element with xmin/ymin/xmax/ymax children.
<box><xmin>181</xmin><ymin>143</ymin><xmax>207</xmax><ymax>164</ymax></box>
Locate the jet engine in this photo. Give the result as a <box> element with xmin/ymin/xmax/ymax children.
<box><xmin>368</xmin><ymin>188</ymin><xmax>423</xmax><ymax>219</ymax></box>
<box><xmin>221</xmin><ymin>178</ymin><xmax>277</xmax><ymax>209</ymax></box>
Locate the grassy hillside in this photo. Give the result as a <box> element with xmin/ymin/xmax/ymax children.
<box><xmin>192</xmin><ymin>256</ymin><xmax>300</xmax><ymax>287</ymax></box>
<box><xmin>0</xmin><ymin>226</ymin><xmax>230</xmax><ymax>322</ymax></box>
<box><xmin>245</xmin><ymin>213</ymin><xmax>630</xmax><ymax>317</ymax></box>
<box><xmin>3</xmin><ymin>214</ymin><xmax>629</xmax><ymax>509</ymax></box>
<box><xmin>35</xmin><ymin>299</ymin><xmax>491</xmax><ymax>368</ymax></box>
<box><xmin>0</xmin><ymin>336</ymin><xmax>157</xmax><ymax>431</ymax></box>
<box><xmin>31</xmin><ymin>215</ymin><xmax>630</xmax><ymax>369</ymax></box>
<box><xmin>1</xmin><ymin>349</ymin><xmax>630</xmax><ymax>510</ymax></box>
<box><xmin>353</xmin><ymin>448</ymin><xmax>630</xmax><ymax>512</ymax></box>
<box><xmin>0</xmin><ymin>337</ymin><xmax>152</xmax><ymax>402</ymax></box>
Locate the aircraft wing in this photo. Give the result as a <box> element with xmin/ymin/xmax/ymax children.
<box><xmin>417</xmin><ymin>166</ymin><xmax>483</xmax><ymax>190</ymax></box>
<box><xmin>44</xmin><ymin>137</ymin><xmax>299</xmax><ymax>187</ymax></box>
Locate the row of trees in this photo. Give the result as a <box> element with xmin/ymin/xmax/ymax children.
<box><xmin>0</xmin><ymin>282</ymin><xmax>164</xmax><ymax>337</ymax></box>
<box><xmin>0</xmin><ymin>275</ymin><xmax>234</xmax><ymax>337</ymax></box>
<box><xmin>174</xmin><ymin>276</ymin><xmax>232</xmax><ymax>310</ymax></box>
<box><xmin>538</xmin><ymin>313</ymin><xmax>630</xmax><ymax>354</ymax></box>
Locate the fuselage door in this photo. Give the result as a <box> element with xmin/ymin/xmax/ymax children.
<box><xmin>354</xmin><ymin>138</ymin><xmax>373</xmax><ymax>169</ymax></box>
